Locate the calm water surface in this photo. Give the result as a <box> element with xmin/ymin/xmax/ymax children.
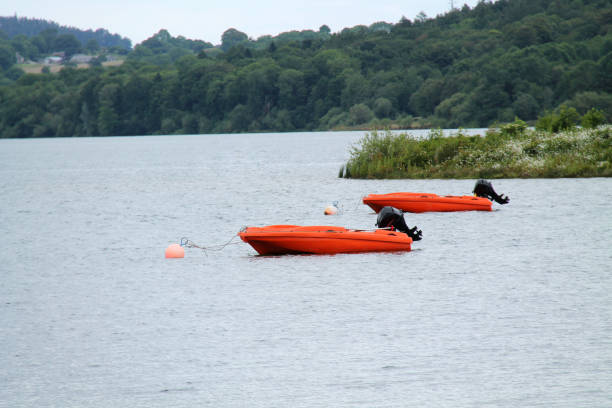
<box><xmin>1</xmin><ymin>131</ymin><xmax>611</xmax><ymax>407</ymax></box>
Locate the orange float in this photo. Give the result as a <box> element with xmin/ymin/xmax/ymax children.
<box><xmin>165</xmin><ymin>243</ymin><xmax>185</xmax><ymax>258</ymax></box>
<box><xmin>362</xmin><ymin>192</ymin><xmax>492</xmax><ymax>213</ymax></box>
<box><xmin>324</xmin><ymin>205</ymin><xmax>338</xmax><ymax>215</ymax></box>
<box><xmin>238</xmin><ymin>225</ymin><xmax>413</xmax><ymax>255</ymax></box>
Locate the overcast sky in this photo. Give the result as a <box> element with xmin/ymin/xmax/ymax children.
<box><xmin>2</xmin><ymin>0</ymin><xmax>484</xmax><ymax>46</ymax></box>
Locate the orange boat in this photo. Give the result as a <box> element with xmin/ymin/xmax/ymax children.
<box><xmin>239</xmin><ymin>225</ymin><xmax>413</xmax><ymax>255</ymax></box>
<box><xmin>362</xmin><ymin>192</ymin><xmax>492</xmax><ymax>213</ymax></box>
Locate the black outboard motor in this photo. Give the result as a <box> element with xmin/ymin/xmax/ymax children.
<box><xmin>376</xmin><ymin>206</ymin><xmax>422</xmax><ymax>241</ymax></box>
<box><xmin>473</xmin><ymin>179</ymin><xmax>510</xmax><ymax>204</ymax></box>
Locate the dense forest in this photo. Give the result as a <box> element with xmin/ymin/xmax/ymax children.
<box><xmin>0</xmin><ymin>16</ymin><xmax>131</xmax><ymax>51</ymax></box>
<box><xmin>0</xmin><ymin>0</ymin><xmax>611</xmax><ymax>138</ymax></box>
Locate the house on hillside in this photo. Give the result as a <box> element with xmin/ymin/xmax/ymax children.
<box><xmin>42</xmin><ymin>51</ymin><xmax>65</xmax><ymax>65</ymax></box>
<box><xmin>70</xmin><ymin>54</ymin><xmax>93</xmax><ymax>64</ymax></box>
<box><xmin>43</xmin><ymin>56</ymin><xmax>62</xmax><ymax>65</ymax></box>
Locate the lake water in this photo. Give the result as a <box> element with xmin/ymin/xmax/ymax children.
<box><xmin>1</xmin><ymin>131</ymin><xmax>611</xmax><ymax>408</ymax></box>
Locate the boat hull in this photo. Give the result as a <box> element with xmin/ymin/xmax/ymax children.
<box><xmin>363</xmin><ymin>192</ymin><xmax>492</xmax><ymax>213</ymax></box>
<box><xmin>239</xmin><ymin>225</ymin><xmax>412</xmax><ymax>255</ymax></box>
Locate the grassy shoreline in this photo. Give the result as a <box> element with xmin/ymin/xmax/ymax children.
<box><xmin>339</xmin><ymin>125</ymin><xmax>612</xmax><ymax>179</ymax></box>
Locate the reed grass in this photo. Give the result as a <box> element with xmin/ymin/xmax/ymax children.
<box><xmin>340</xmin><ymin>124</ymin><xmax>612</xmax><ymax>179</ymax></box>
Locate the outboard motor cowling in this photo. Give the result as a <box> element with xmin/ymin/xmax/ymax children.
<box><xmin>473</xmin><ymin>179</ymin><xmax>510</xmax><ymax>204</ymax></box>
<box><xmin>376</xmin><ymin>206</ymin><xmax>422</xmax><ymax>241</ymax></box>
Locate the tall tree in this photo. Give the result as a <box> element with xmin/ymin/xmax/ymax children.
<box><xmin>221</xmin><ymin>28</ymin><xmax>249</xmax><ymax>52</ymax></box>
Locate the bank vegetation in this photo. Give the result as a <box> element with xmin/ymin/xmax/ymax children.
<box><xmin>339</xmin><ymin>116</ymin><xmax>612</xmax><ymax>179</ymax></box>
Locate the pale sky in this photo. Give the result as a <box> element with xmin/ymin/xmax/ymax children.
<box><xmin>2</xmin><ymin>0</ymin><xmax>484</xmax><ymax>46</ymax></box>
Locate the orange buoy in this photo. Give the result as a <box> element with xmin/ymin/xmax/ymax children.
<box><xmin>165</xmin><ymin>243</ymin><xmax>185</xmax><ymax>258</ymax></box>
<box><xmin>324</xmin><ymin>205</ymin><xmax>338</xmax><ymax>215</ymax></box>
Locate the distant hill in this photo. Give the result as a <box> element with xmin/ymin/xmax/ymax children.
<box><xmin>0</xmin><ymin>0</ymin><xmax>610</xmax><ymax>138</ymax></box>
<box><xmin>0</xmin><ymin>16</ymin><xmax>131</xmax><ymax>49</ymax></box>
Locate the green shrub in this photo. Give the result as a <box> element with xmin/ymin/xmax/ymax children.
<box><xmin>581</xmin><ymin>107</ymin><xmax>605</xmax><ymax>128</ymax></box>
<box><xmin>349</xmin><ymin>103</ymin><xmax>374</xmax><ymax>125</ymax></box>
<box><xmin>535</xmin><ymin>112</ymin><xmax>554</xmax><ymax>131</ymax></box>
<box><xmin>499</xmin><ymin>117</ymin><xmax>527</xmax><ymax>136</ymax></box>
<box><xmin>555</xmin><ymin>105</ymin><xmax>580</xmax><ymax>131</ymax></box>
<box><xmin>536</xmin><ymin>105</ymin><xmax>580</xmax><ymax>132</ymax></box>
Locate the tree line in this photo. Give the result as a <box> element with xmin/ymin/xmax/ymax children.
<box><xmin>0</xmin><ymin>16</ymin><xmax>131</xmax><ymax>55</ymax></box>
<box><xmin>0</xmin><ymin>0</ymin><xmax>610</xmax><ymax>138</ymax></box>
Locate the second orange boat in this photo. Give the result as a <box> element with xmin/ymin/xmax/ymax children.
<box><xmin>363</xmin><ymin>179</ymin><xmax>509</xmax><ymax>213</ymax></box>
<box><xmin>362</xmin><ymin>192</ymin><xmax>492</xmax><ymax>213</ymax></box>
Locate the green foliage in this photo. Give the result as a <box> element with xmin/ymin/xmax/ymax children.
<box><xmin>97</xmin><ymin>83</ymin><xmax>119</xmax><ymax>136</ymax></box>
<box><xmin>536</xmin><ymin>105</ymin><xmax>580</xmax><ymax>132</ymax></box>
<box><xmin>341</xmin><ymin>126</ymin><xmax>612</xmax><ymax>179</ymax></box>
<box><xmin>0</xmin><ymin>16</ymin><xmax>131</xmax><ymax>49</ymax></box>
<box><xmin>564</xmin><ymin>91</ymin><xmax>612</xmax><ymax>121</ymax></box>
<box><xmin>349</xmin><ymin>103</ymin><xmax>374</xmax><ymax>125</ymax></box>
<box><xmin>0</xmin><ymin>0</ymin><xmax>611</xmax><ymax>137</ymax></box>
<box><xmin>129</xmin><ymin>30</ymin><xmax>212</xmax><ymax>65</ymax></box>
<box><xmin>0</xmin><ymin>44</ymin><xmax>15</xmax><ymax>70</ymax></box>
<box><xmin>85</xmin><ymin>39</ymin><xmax>100</xmax><ymax>53</ymax></box>
<box><xmin>512</xmin><ymin>93</ymin><xmax>540</xmax><ymax>120</ymax></box>
<box><xmin>499</xmin><ymin>118</ymin><xmax>528</xmax><ymax>136</ymax></box>
<box><xmin>54</xmin><ymin>34</ymin><xmax>81</xmax><ymax>57</ymax></box>
<box><xmin>581</xmin><ymin>107</ymin><xmax>606</xmax><ymax>128</ymax></box>
<box><xmin>373</xmin><ymin>97</ymin><xmax>393</xmax><ymax>118</ymax></box>
<box><xmin>556</xmin><ymin>105</ymin><xmax>580</xmax><ymax>130</ymax></box>
<box><xmin>221</xmin><ymin>28</ymin><xmax>248</xmax><ymax>52</ymax></box>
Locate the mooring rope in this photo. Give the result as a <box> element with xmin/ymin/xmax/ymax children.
<box><xmin>180</xmin><ymin>235</ymin><xmax>240</xmax><ymax>255</ymax></box>
<box><xmin>329</xmin><ymin>198</ymin><xmax>363</xmax><ymax>214</ymax></box>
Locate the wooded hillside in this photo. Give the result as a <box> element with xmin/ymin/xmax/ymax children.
<box><xmin>0</xmin><ymin>16</ymin><xmax>131</xmax><ymax>50</ymax></box>
<box><xmin>0</xmin><ymin>0</ymin><xmax>610</xmax><ymax>138</ymax></box>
